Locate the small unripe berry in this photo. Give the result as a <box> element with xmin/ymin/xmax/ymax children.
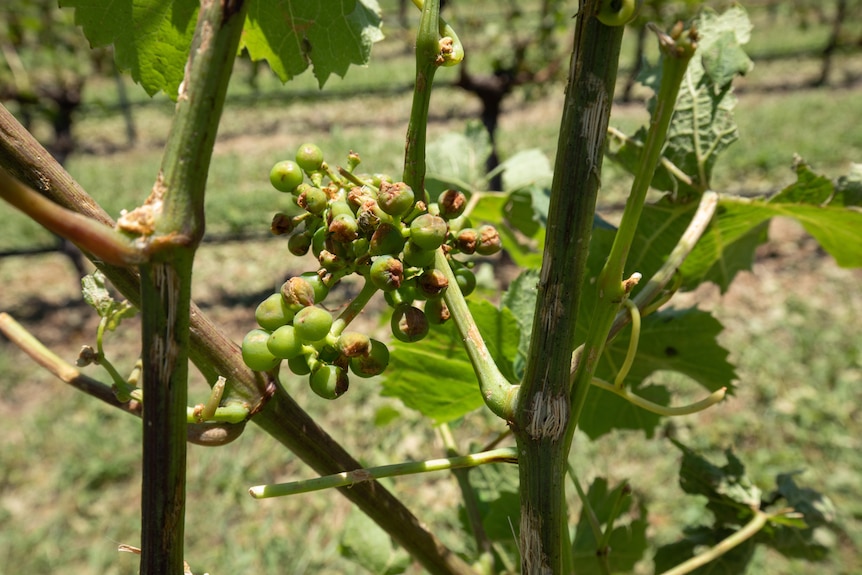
<box><xmin>299</xmin><ymin>272</ymin><xmax>330</xmax><ymax>304</ymax></box>
<box><xmin>287</xmin><ymin>354</ymin><xmax>312</xmax><ymax>375</ymax></box>
<box><xmin>329</xmin><ymin>213</ymin><xmax>359</xmax><ymax>242</ymax></box>
<box><xmin>242</xmin><ymin>329</ymin><xmax>280</xmax><ymax>372</ymax></box>
<box><xmin>311</xmin><ymin>226</ymin><xmax>328</xmax><ymax>259</ymax></box>
<box><xmin>336</xmin><ymin>331</ymin><xmax>372</xmax><ymax>358</ymax></box>
<box><xmin>267</xmin><ymin>325</ymin><xmax>304</xmax><ymax>359</ymax></box>
<box><xmin>369</xmin><ymin>255</ymin><xmax>404</xmax><ymax>292</ymax></box>
<box><xmin>293</xmin><ymin>306</ymin><xmax>333</xmax><ymax>342</ymax></box>
<box><xmin>409</xmin><ymin>214</ymin><xmax>448</xmax><ymax>250</ymax></box>
<box><xmin>350</xmin><ymin>339</ymin><xmax>390</xmax><ymax>378</ymax></box>
<box><xmin>288</xmin><ymin>231</ymin><xmax>312</xmax><ymax>256</ymax></box>
<box><xmin>310</xmin><ymin>364</ymin><xmax>349</xmax><ymax>399</ymax></box>
<box><xmin>454</xmin><ymin>267</ymin><xmax>477</xmax><ymax>296</ymax></box>
<box><xmin>296</xmin><ymin>143</ymin><xmax>325</xmax><ymax>172</ymax></box>
<box><xmin>438</xmin><ymin>189</ymin><xmax>467</xmax><ymax>220</ymax></box>
<box><xmin>377</xmin><ymin>181</ymin><xmax>415</xmax><ymax>217</ymax></box>
<box><xmin>476</xmin><ymin>224</ymin><xmax>503</xmax><ymax>256</ymax></box>
<box><xmin>281</xmin><ymin>277</ymin><xmax>316</xmax><ymax>309</ymax></box>
<box><xmin>446</xmin><ymin>214</ymin><xmax>472</xmax><ymax>234</ymax></box>
<box><xmin>424</xmin><ymin>298</ymin><xmax>451</xmax><ymax>325</ymax></box>
<box><xmin>370</xmin><ymin>222</ymin><xmax>406</xmax><ymax>256</ymax></box>
<box><xmin>255</xmin><ymin>293</ymin><xmax>295</xmax><ymax>331</ymax></box>
<box><xmin>270</xmin><ymin>160</ymin><xmax>304</xmax><ymax>193</ymax></box>
<box><xmin>417</xmin><ymin>268</ymin><xmax>448</xmax><ymax>299</ymax></box>
<box><xmin>391</xmin><ymin>304</ymin><xmax>429</xmax><ymax>343</ymax></box>
<box><xmin>271</xmin><ymin>212</ymin><xmax>295</xmax><ymax>235</ymax></box>
<box><xmin>454</xmin><ymin>228</ymin><xmax>478</xmax><ymax>254</ymax></box>
<box><xmin>297</xmin><ymin>186</ymin><xmax>328</xmax><ymax>215</ymax></box>
<box><xmin>402</xmin><ymin>240</ymin><xmax>436</xmax><ymax>268</ymax></box>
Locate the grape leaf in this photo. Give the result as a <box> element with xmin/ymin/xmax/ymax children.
<box><xmin>81</xmin><ymin>271</ymin><xmax>138</xmax><ymax>331</ymax></box>
<box><xmin>683</xmin><ymin>162</ymin><xmax>862</xmax><ymax>290</ymax></box>
<box><xmin>571</xmin><ymin>477</ymin><xmax>648</xmax><ymax>575</ymax></box>
<box><xmin>339</xmin><ymin>509</ymin><xmax>410</xmax><ymax>575</ymax></box>
<box><xmin>381</xmin><ymin>301</ymin><xmax>520</xmax><ymax>423</ymax></box>
<box><xmin>59</xmin><ymin>0</ymin><xmax>198</xmax><ymax>98</ymax></box>
<box><xmin>501</xmin><ymin>269</ymin><xmax>541</xmax><ymax>380</ymax></box>
<box><xmin>60</xmin><ymin>0</ymin><xmax>383</xmax><ymax>98</ymax></box>
<box><xmin>426</xmin><ymin>121</ymin><xmax>493</xmax><ymax>196</ymax></box>
<box><xmin>242</xmin><ymin>0</ymin><xmax>384</xmax><ymax>88</ymax></box>
<box><xmin>611</xmin><ymin>6</ymin><xmax>753</xmax><ymax>199</ymax></box>
<box><xmin>458</xmin><ymin>463</ymin><xmax>521</xmax><ymax>544</ymax></box>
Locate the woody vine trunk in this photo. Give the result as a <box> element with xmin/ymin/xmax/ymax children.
<box><xmin>513</xmin><ymin>3</ymin><xmax>624</xmax><ymax>572</ymax></box>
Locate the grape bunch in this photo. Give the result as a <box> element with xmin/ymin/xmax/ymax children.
<box><xmin>242</xmin><ymin>143</ymin><xmax>502</xmax><ymax>400</ymax></box>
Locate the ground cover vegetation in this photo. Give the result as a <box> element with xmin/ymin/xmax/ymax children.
<box><xmin>0</xmin><ymin>1</ymin><xmax>861</xmax><ymax>574</ymax></box>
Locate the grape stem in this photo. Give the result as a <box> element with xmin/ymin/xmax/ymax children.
<box><xmin>249</xmin><ymin>446</ymin><xmax>518</xmax><ymax>499</ymax></box>
<box><xmin>435</xmin><ymin>249</ymin><xmax>519</xmax><ymax>420</ymax></box>
<box><xmin>330</xmin><ymin>278</ymin><xmax>379</xmax><ymax>337</ymax></box>
<box><xmin>590</xmin><ymin>377</ymin><xmax>727</xmax><ymax>417</ymax></box>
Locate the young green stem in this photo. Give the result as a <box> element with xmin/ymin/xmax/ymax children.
<box><xmin>435</xmin><ymin>249</ymin><xmax>518</xmax><ymax>419</ymax></box>
<box><xmin>403</xmin><ymin>0</ymin><xmax>444</xmax><ymax>201</ymax></box>
<box><xmin>513</xmin><ymin>4</ymin><xmax>625</xmax><ymax>572</ymax></box>
<box><xmin>438</xmin><ymin>424</ymin><xmax>494</xmax><ymax>561</ymax></box>
<box><xmin>250</xmin><ymin>447</ymin><xmax>518</xmax><ymax>499</ymax></box>
<box><xmin>569</xmin><ymin>25</ymin><xmax>696</xmax><ymax>435</ymax></box>
<box><xmin>659</xmin><ymin>509</ymin><xmax>775</xmax><ymax>575</ymax></box>
<box><xmin>330</xmin><ymin>278</ymin><xmax>378</xmax><ymax>336</ymax></box>
<box><xmin>590</xmin><ymin>378</ymin><xmax>727</xmax><ymax>416</ymax></box>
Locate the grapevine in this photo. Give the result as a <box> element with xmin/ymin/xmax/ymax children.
<box><xmin>241</xmin><ymin>144</ymin><xmax>503</xmax><ymax>400</ymax></box>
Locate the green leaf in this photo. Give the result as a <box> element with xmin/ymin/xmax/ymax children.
<box><xmin>60</xmin><ymin>0</ymin><xmax>383</xmax><ymax>98</ymax></box>
<box><xmin>242</xmin><ymin>0</ymin><xmax>384</xmax><ymax>88</ymax></box>
<box><xmin>339</xmin><ymin>509</ymin><xmax>410</xmax><ymax>575</ymax></box>
<box><xmin>497</xmin><ymin>148</ymin><xmax>554</xmax><ymax>193</ymax></box>
<box><xmin>59</xmin><ymin>0</ymin><xmax>198</xmax><ymax>98</ymax></box>
<box><xmin>571</xmin><ymin>477</ymin><xmax>648</xmax><ymax>575</ymax></box>
<box><xmin>615</xmin><ymin>6</ymin><xmax>753</xmax><ymax>199</ymax></box>
<box><xmin>654</xmin><ymin>525</ymin><xmax>757</xmax><ymax>575</ymax></box>
<box><xmin>81</xmin><ymin>271</ymin><xmax>138</xmax><ymax>331</ymax></box>
<box><xmin>756</xmin><ymin>473</ymin><xmax>838</xmax><ymax>561</ymax></box>
<box><xmin>381</xmin><ymin>301</ymin><xmax>520</xmax><ymax>423</ymax></box>
<box><xmin>673</xmin><ymin>441</ymin><xmax>762</xmax><ymax>525</ymax></box>
<box><xmin>426</xmin><ymin>121</ymin><xmax>493</xmax><ymax>196</ymax></box>
<box><xmin>502</xmin><ymin>269</ymin><xmax>541</xmax><ymax>380</ymax></box>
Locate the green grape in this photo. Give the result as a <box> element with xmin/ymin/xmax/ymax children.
<box><xmin>369</xmin><ymin>222</ymin><xmax>406</xmax><ymax>256</ymax></box>
<box><xmin>409</xmin><ymin>214</ymin><xmax>448</xmax><ymax>250</ymax></box>
<box><xmin>328</xmin><ymin>200</ymin><xmax>355</xmax><ymax>219</ymax></box>
<box><xmin>296</xmin><ymin>143</ymin><xmax>325</xmax><ymax>172</ymax></box>
<box><xmin>454</xmin><ymin>267</ymin><xmax>477</xmax><ymax>296</ymax></box>
<box><xmin>255</xmin><ymin>293</ymin><xmax>295</xmax><ymax>331</ymax></box>
<box><xmin>293</xmin><ymin>306</ymin><xmax>333</xmax><ymax>342</ymax></box>
<box><xmin>424</xmin><ymin>298</ymin><xmax>451</xmax><ymax>325</ymax></box>
<box><xmin>371</xmin><ymin>173</ymin><xmax>393</xmax><ymax>188</ymax></box>
<box><xmin>270</xmin><ymin>160</ymin><xmax>304</xmax><ymax>194</ymax></box>
<box><xmin>391</xmin><ymin>303</ymin><xmax>429</xmax><ymax>343</ymax></box>
<box><xmin>281</xmin><ymin>277</ymin><xmax>316</xmax><ymax>309</ymax></box>
<box><xmin>287</xmin><ymin>353</ymin><xmax>312</xmax><ymax>375</ymax></box>
<box><xmin>402</xmin><ymin>239</ymin><xmax>436</xmax><ymax>268</ymax></box>
<box><xmin>417</xmin><ymin>268</ymin><xmax>448</xmax><ymax>299</ymax></box>
<box><xmin>438</xmin><ymin>189</ymin><xmax>467</xmax><ymax>220</ymax></box>
<box><xmin>453</xmin><ymin>228</ymin><xmax>478</xmax><ymax>254</ymax></box>
<box><xmin>267</xmin><ymin>324</ymin><xmax>304</xmax><ymax>359</ymax></box>
<box><xmin>328</xmin><ymin>213</ymin><xmax>359</xmax><ymax>242</ymax></box>
<box><xmin>288</xmin><ymin>231</ymin><xmax>312</xmax><ymax>256</ymax></box>
<box><xmin>311</xmin><ymin>225</ymin><xmax>328</xmax><ymax>258</ymax></box>
<box><xmin>377</xmin><ymin>181</ymin><xmax>415</xmax><ymax>217</ymax></box>
<box><xmin>475</xmin><ymin>224</ymin><xmax>503</xmax><ymax>256</ymax></box>
<box><xmin>310</xmin><ymin>364</ymin><xmax>349</xmax><ymax>400</ymax></box>
<box><xmin>350</xmin><ymin>339</ymin><xmax>390</xmax><ymax>378</ymax></box>
<box><xmin>336</xmin><ymin>331</ymin><xmax>372</xmax><ymax>358</ymax></box>
<box><xmin>369</xmin><ymin>255</ymin><xmax>404</xmax><ymax>292</ymax></box>
<box><xmin>241</xmin><ymin>329</ymin><xmax>280</xmax><ymax>371</ymax></box>
<box><xmin>299</xmin><ymin>272</ymin><xmax>330</xmax><ymax>304</ymax></box>
<box><xmin>298</xmin><ymin>186</ymin><xmax>328</xmax><ymax>215</ymax></box>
